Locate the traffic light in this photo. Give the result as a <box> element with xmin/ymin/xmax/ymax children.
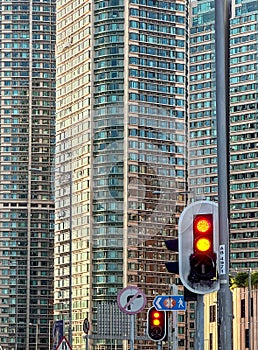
<box><xmin>147</xmin><ymin>306</ymin><xmax>166</xmax><ymax>342</ymax></box>
<box><xmin>164</xmin><ymin>239</ymin><xmax>197</xmax><ymax>300</ymax></box>
<box><xmin>189</xmin><ymin>214</ymin><xmax>216</xmax><ymax>282</ymax></box>
<box><xmin>164</xmin><ymin>239</ymin><xmax>179</xmax><ymax>275</ymax></box>
<box><xmin>178</xmin><ymin>201</ymin><xmax>219</xmax><ymax>294</ymax></box>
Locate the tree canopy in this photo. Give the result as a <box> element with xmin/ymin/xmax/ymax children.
<box><xmin>231</xmin><ymin>271</ymin><xmax>258</xmax><ymax>288</ymax></box>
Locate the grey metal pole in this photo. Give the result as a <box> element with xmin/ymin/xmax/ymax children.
<box><xmin>130</xmin><ymin>314</ymin><xmax>134</xmax><ymax>350</ymax></box>
<box><xmin>172</xmin><ymin>285</ymin><xmax>178</xmax><ymax>350</ymax></box>
<box><xmin>68</xmin><ymin>172</ymin><xmax>73</xmax><ymax>346</ymax></box>
<box><xmin>36</xmin><ymin>324</ymin><xmax>38</xmax><ymax>350</ymax></box>
<box><xmin>49</xmin><ymin>321</ymin><xmax>51</xmax><ymax>350</ymax></box>
<box><xmin>157</xmin><ymin>341</ymin><xmax>162</xmax><ymax>350</ymax></box>
<box><xmin>172</xmin><ymin>311</ymin><xmax>178</xmax><ymax>350</ymax></box>
<box><xmin>168</xmin><ymin>310</ymin><xmax>172</xmax><ymax>350</ymax></box>
<box><xmin>195</xmin><ymin>295</ymin><xmax>204</xmax><ymax>350</ymax></box>
<box><xmin>85</xmin><ymin>335</ymin><xmax>89</xmax><ymax>350</ymax></box>
<box><xmin>248</xmin><ymin>269</ymin><xmax>252</xmax><ymax>350</ymax></box>
<box><xmin>215</xmin><ymin>1</ymin><xmax>233</xmax><ymax>350</ymax></box>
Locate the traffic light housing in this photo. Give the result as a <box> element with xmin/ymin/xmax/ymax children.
<box><xmin>179</xmin><ymin>201</ymin><xmax>219</xmax><ymax>294</ymax></box>
<box><xmin>164</xmin><ymin>239</ymin><xmax>197</xmax><ymax>300</ymax></box>
<box><xmin>147</xmin><ymin>306</ymin><xmax>166</xmax><ymax>342</ymax></box>
<box><xmin>165</xmin><ymin>239</ymin><xmax>179</xmax><ymax>275</ymax></box>
<box><xmin>189</xmin><ymin>214</ymin><xmax>216</xmax><ymax>282</ymax></box>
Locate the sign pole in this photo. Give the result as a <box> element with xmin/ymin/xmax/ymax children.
<box><xmin>168</xmin><ymin>310</ymin><xmax>172</xmax><ymax>350</ymax></box>
<box><xmin>195</xmin><ymin>294</ymin><xmax>204</xmax><ymax>350</ymax></box>
<box><xmin>117</xmin><ymin>286</ymin><xmax>146</xmax><ymax>350</ymax></box>
<box><xmin>172</xmin><ymin>285</ymin><xmax>178</xmax><ymax>350</ymax></box>
<box><xmin>215</xmin><ymin>1</ymin><xmax>233</xmax><ymax>349</ymax></box>
<box><xmin>129</xmin><ymin>314</ymin><xmax>134</xmax><ymax>350</ymax></box>
<box><xmin>85</xmin><ymin>335</ymin><xmax>88</xmax><ymax>350</ymax></box>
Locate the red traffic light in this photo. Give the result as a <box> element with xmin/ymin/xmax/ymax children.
<box><xmin>193</xmin><ymin>214</ymin><xmax>213</xmax><ymax>253</ymax></box>
<box><xmin>189</xmin><ymin>213</ymin><xmax>217</xmax><ymax>282</ymax></box>
<box><xmin>147</xmin><ymin>307</ymin><xmax>166</xmax><ymax>342</ymax></box>
<box><xmin>193</xmin><ymin>215</ymin><xmax>212</xmax><ymax>234</ymax></box>
<box><xmin>178</xmin><ymin>200</ymin><xmax>219</xmax><ymax>294</ymax></box>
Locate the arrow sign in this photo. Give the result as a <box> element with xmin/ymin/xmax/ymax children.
<box><xmin>153</xmin><ymin>295</ymin><xmax>186</xmax><ymax>311</ymax></box>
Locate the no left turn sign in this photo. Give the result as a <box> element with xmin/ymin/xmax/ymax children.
<box><xmin>117</xmin><ymin>286</ymin><xmax>147</xmax><ymax>315</ymax></box>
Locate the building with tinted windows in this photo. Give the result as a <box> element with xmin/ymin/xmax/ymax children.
<box><xmin>55</xmin><ymin>0</ymin><xmax>189</xmax><ymax>348</ymax></box>
<box><xmin>0</xmin><ymin>1</ymin><xmax>55</xmax><ymax>349</ymax></box>
<box><xmin>189</xmin><ymin>0</ymin><xmax>258</xmax><ymax>271</ymax></box>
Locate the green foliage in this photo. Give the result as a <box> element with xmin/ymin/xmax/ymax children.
<box><xmin>229</xmin><ymin>274</ymin><xmax>235</xmax><ymax>288</ymax></box>
<box><xmin>231</xmin><ymin>271</ymin><xmax>258</xmax><ymax>288</ymax></box>
<box><xmin>251</xmin><ymin>271</ymin><xmax>258</xmax><ymax>286</ymax></box>
<box><xmin>233</xmin><ymin>272</ymin><xmax>248</xmax><ymax>288</ymax></box>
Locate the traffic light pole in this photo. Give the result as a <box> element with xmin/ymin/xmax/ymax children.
<box><xmin>215</xmin><ymin>1</ymin><xmax>233</xmax><ymax>350</ymax></box>
<box><xmin>172</xmin><ymin>285</ymin><xmax>178</xmax><ymax>350</ymax></box>
<box><xmin>195</xmin><ymin>295</ymin><xmax>204</xmax><ymax>350</ymax></box>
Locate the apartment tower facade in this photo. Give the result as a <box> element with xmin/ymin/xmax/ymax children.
<box><xmin>189</xmin><ymin>0</ymin><xmax>258</xmax><ymax>270</ymax></box>
<box><xmin>55</xmin><ymin>0</ymin><xmax>189</xmax><ymax>348</ymax></box>
<box><xmin>189</xmin><ymin>2</ymin><xmax>258</xmax><ymax>348</ymax></box>
<box><xmin>0</xmin><ymin>1</ymin><xmax>56</xmax><ymax>349</ymax></box>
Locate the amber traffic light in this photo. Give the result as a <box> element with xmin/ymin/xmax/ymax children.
<box><xmin>189</xmin><ymin>214</ymin><xmax>217</xmax><ymax>283</ymax></box>
<box><xmin>147</xmin><ymin>307</ymin><xmax>166</xmax><ymax>342</ymax></box>
<box><xmin>178</xmin><ymin>201</ymin><xmax>219</xmax><ymax>294</ymax></box>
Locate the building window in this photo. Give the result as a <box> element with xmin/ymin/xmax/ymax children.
<box><xmin>209</xmin><ymin>305</ymin><xmax>216</xmax><ymax>322</ymax></box>
<box><xmin>241</xmin><ymin>299</ymin><xmax>245</xmax><ymax>318</ymax></box>
<box><xmin>210</xmin><ymin>333</ymin><xmax>213</xmax><ymax>349</ymax></box>
<box><xmin>245</xmin><ymin>329</ymin><xmax>250</xmax><ymax>348</ymax></box>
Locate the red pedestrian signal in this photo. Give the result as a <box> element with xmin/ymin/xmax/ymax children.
<box><xmin>147</xmin><ymin>307</ymin><xmax>166</xmax><ymax>342</ymax></box>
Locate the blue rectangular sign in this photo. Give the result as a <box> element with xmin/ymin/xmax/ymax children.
<box><xmin>53</xmin><ymin>320</ymin><xmax>64</xmax><ymax>350</ymax></box>
<box><xmin>153</xmin><ymin>295</ymin><xmax>186</xmax><ymax>311</ymax></box>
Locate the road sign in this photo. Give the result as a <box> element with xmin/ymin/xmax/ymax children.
<box><xmin>153</xmin><ymin>295</ymin><xmax>186</xmax><ymax>311</ymax></box>
<box><xmin>53</xmin><ymin>320</ymin><xmax>64</xmax><ymax>350</ymax></box>
<box><xmin>56</xmin><ymin>336</ymin><xmax>72</xmax><ymax>350</ymax></box>
<box><xmin>219</xmin><ymin>244</ymin><xmax>226</xmax><ymax>274</ymax></box>
<box><xmin>117</xmin><ymin>286</ymin><xmax>147</xmax><ymax>314</ymax></box>
<box><xmin>83</xmin><ymin>318</ymin><xmax>90</xmax><ymax>334</ymax></box>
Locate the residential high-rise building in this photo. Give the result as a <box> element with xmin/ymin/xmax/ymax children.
<box><xmin>55</xmin><ymin>0</ymin><xmax>189</xmax><ymax>348</ymax></box>
<box><xmin>188</xmin><ymin>1</ymin><xmax>257</xmax><ymax>349</ymax></box>
<box><xmin>0</xmin><ymin>1</ymin><xmax>56</xmax><ymax>349</ymax></box>
<box><xmin>228</xmin><ymin>0</ymin><xmax>258</xmax><ymax>270</ymax></box>
<box><xmin>189</xmin><ymin>0</ymin><xmax>258</xmax><ymax>271</ymax></box>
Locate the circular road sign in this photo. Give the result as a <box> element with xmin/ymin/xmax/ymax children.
<box><xmin>83</xmin><ymin>318</ymin><xmax>90</xmax><ymax>334</ymax></box>
<box><xmin>117</xmin><ymin>286</ymin><xmax>147</xmax><ymax>315</ymax></box>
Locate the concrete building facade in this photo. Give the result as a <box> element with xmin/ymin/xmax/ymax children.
<box><xmin>189</xmin><ymin>0</ymin><xmax>258</xmax><ymax>269</ymax></box>
<box><xmin>0</xmin><ymin>1</ymin><xmax>56</xmax><ymax>349</ymax></box>
<box><xmin>204</xmin><ymin>284</ymin><xmax>258</xmax><ymax>350</ymax></box>
<box><xmin>55</xmin><ymin>0</ymin><xmax>190</xmax><ymax>348</ymax></box>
